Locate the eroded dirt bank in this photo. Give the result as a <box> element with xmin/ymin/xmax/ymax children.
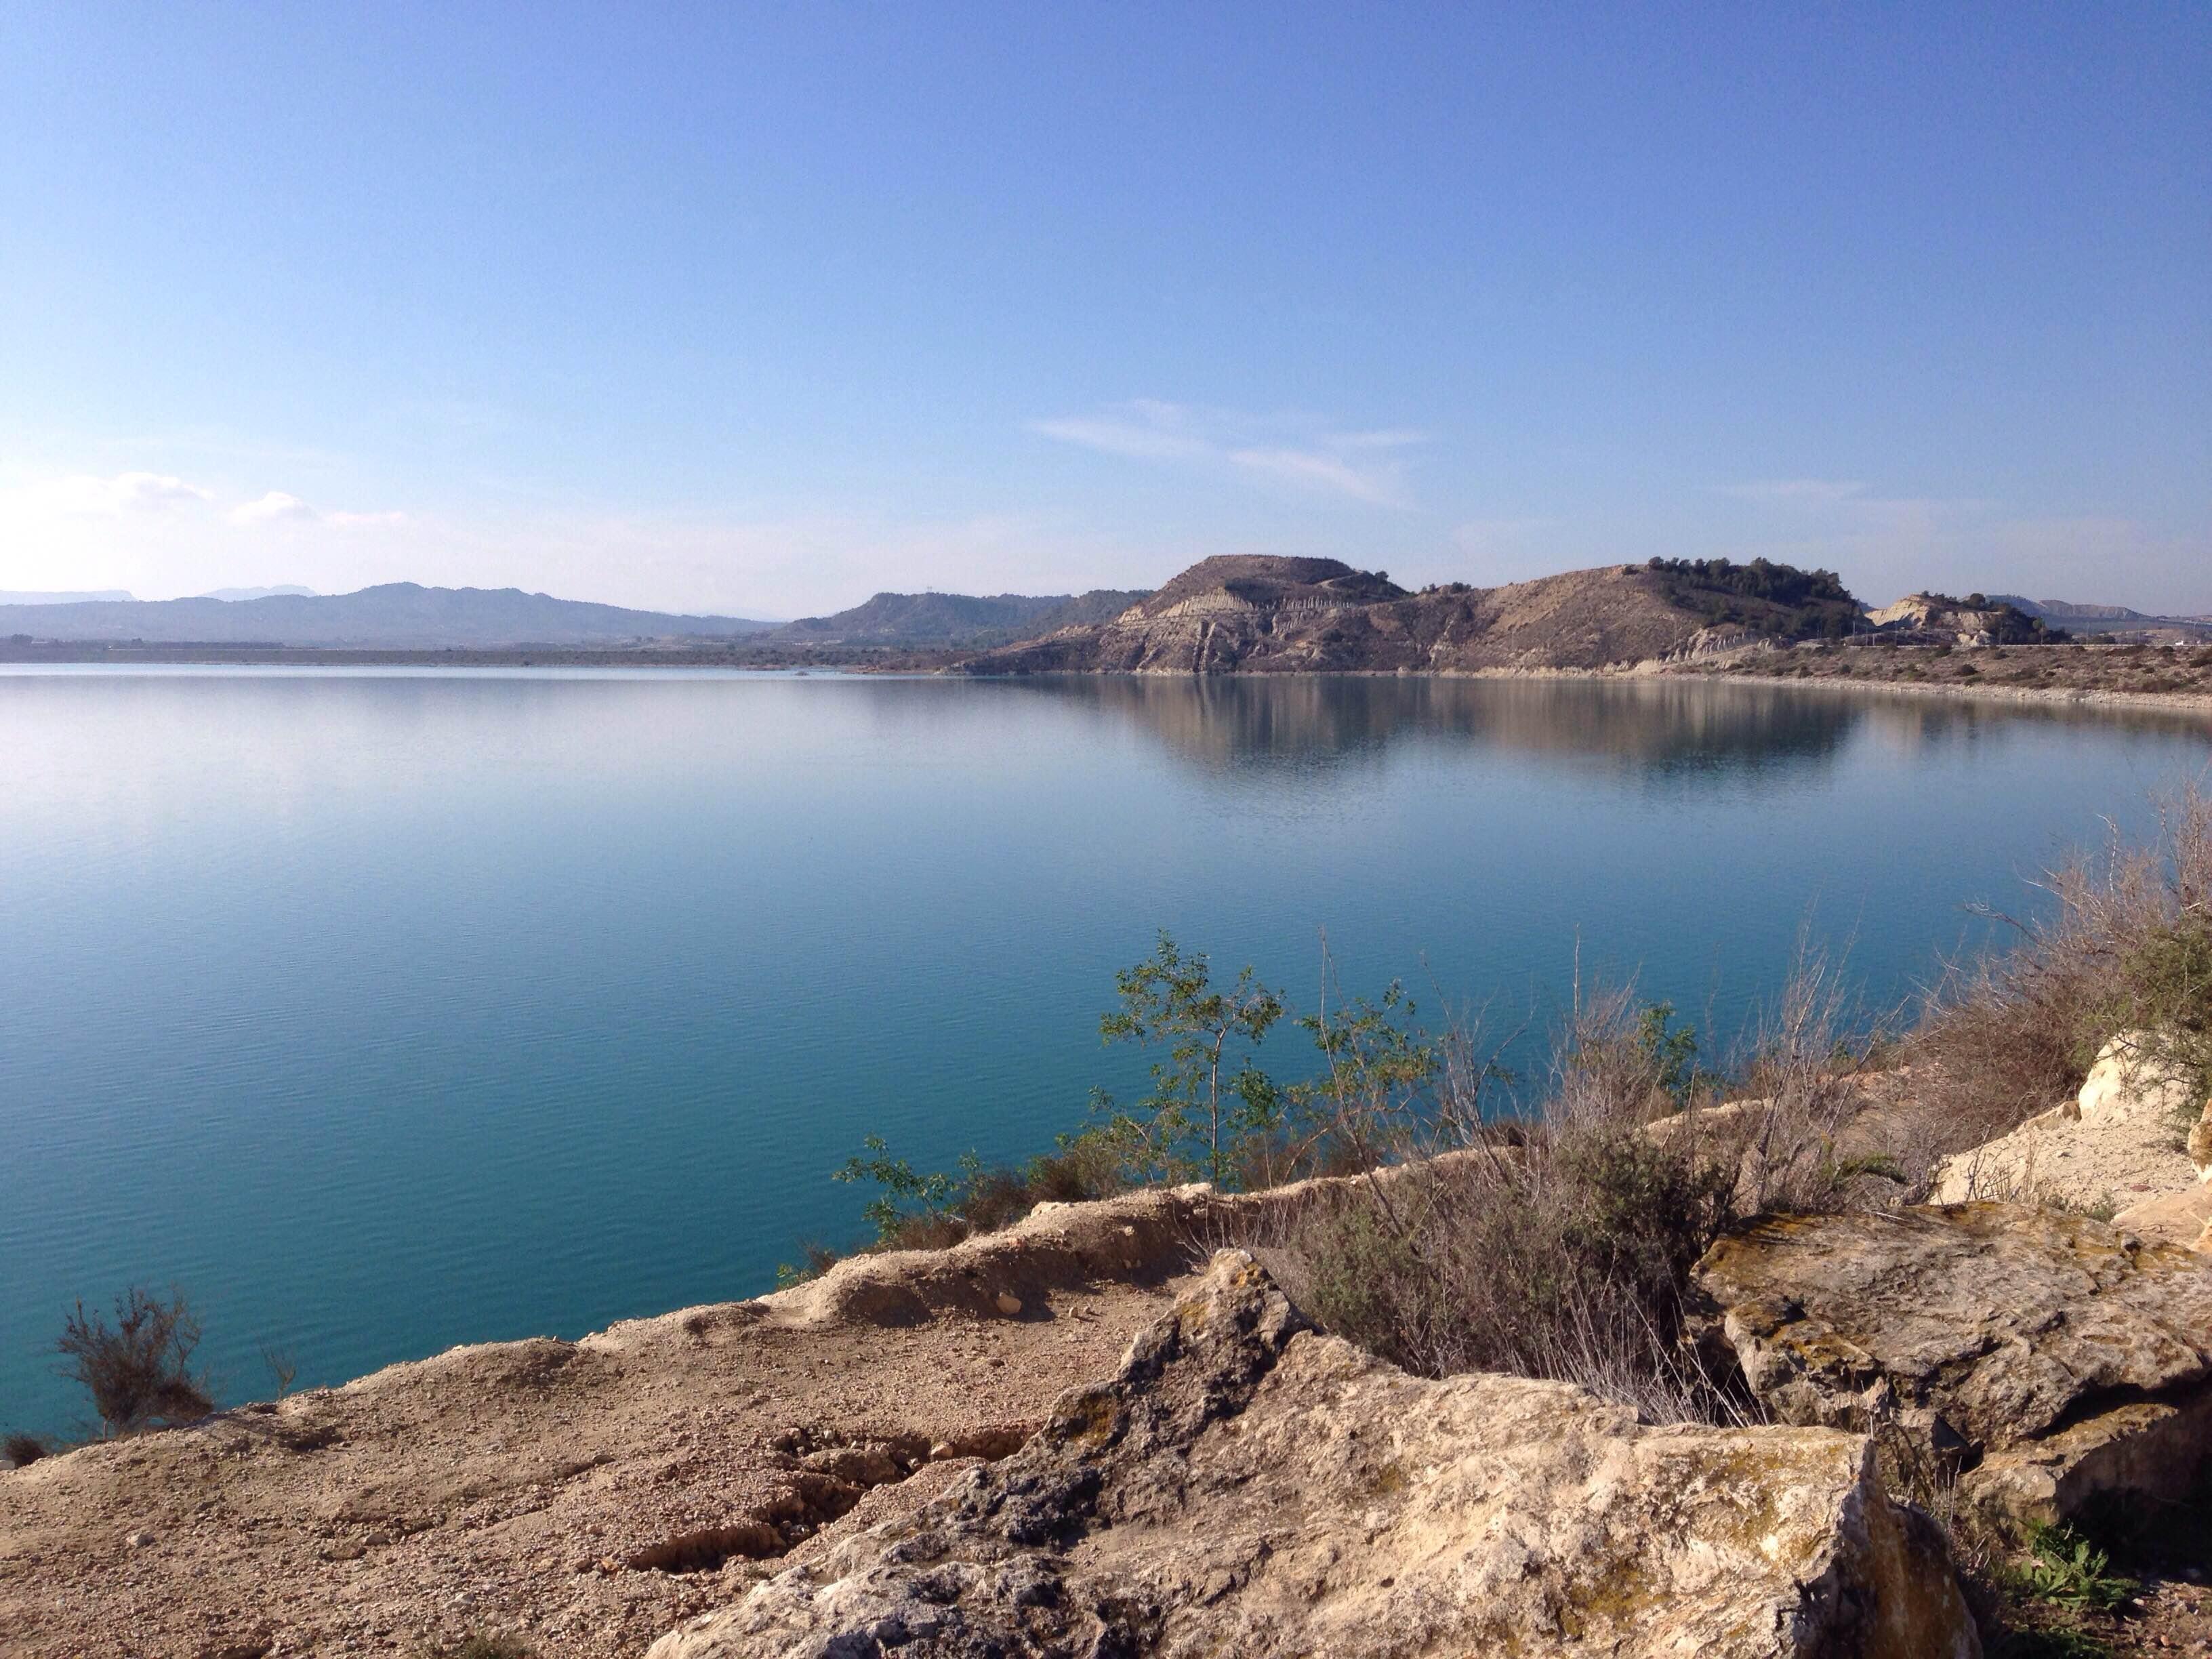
<box><xmin>0</xmin><ymin>1188</ymin><xmax>1248</xmax><ymax>1658</ymax></box>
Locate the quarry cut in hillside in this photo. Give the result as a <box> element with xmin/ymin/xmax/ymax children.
<box><xmin>956</xmin><ymin>554</ymin><xmax>1861</xmax><ymax>675</ymax></box>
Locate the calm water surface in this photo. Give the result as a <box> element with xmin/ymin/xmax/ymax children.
<box><xmin>1</xmin><ymin>668</ymin><xmax>2206</xmax><ymax>1431</ymax></box>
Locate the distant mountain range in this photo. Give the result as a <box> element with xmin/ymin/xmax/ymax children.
<box><xmin>1992</xmin><ymin>596</ymin><xmax>2212</xmax><ymax>638</ymax></box>
<box><xmin>12</xmin><ymin>569</ymin><xmax>2200</xmax><ymax>661</ymax></box>
<box><xmin>761</xmin><ymin>588</ymin><xmax>1151</xmax><ymax>647</ymax></box>
<box><xmin>0</xmin><ymin>583</ymin><xmax>777</xmax><ymax>648</ymax></box>
<box><xmin>0</xmin><ymin>582</ymin><xmax>1162</xmax><ymax>650</ymax></box>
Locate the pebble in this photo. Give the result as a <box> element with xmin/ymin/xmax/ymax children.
<box><xmin>125</xmin><ymin>1530</ymin><xmax>155</xmax><ymax>1549</ymax></box>
<box><xmin>995</xmin><ymin>1292</ymin><xmax>1023</xmax><ymax>1317</ymax></box>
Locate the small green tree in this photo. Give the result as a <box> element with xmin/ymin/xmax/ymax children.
<box><xmin>834</xmin><ymin>1136</ymin><xmax>981</xmax><ymax>1243</ymax></box>
<box><xmin>1093</xmin><ymin>933</ymin><xmax>1286</xmax><ymax>1187</ymax></box>
<box><xmin>1635</xmin><ymin>1002</ymin><xmax>1704</xmax><ymax>1107</ymax></box>
<box><xmin>1291</xmin><ymin>981</ymin><xmax>1448</xmax><ymax>1168</ymax></box>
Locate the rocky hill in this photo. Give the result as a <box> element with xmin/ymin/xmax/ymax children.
<box><xmin>956</xmin><ymin>554</ymin><xmax>1864</xmax><ymax>675</ymax></box>
<box><xmin>0</xmin><ymin>584</ymin><xmax>776</xmax><ymax>648</ymax></box>
<box><xmin>1866</xmin><ymin>592</ymin><xmax>2066</xmax><ymax>647</ymax></box>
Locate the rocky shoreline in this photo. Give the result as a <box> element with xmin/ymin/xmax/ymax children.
<box><xmin>12</xmin><ymin>1057</ymin><xmax>2212</xmax><ymax>1655</ymax></box>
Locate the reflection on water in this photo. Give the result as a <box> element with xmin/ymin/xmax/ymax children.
<box><xmin>1000</xmin><ymin>672</ymin><xmax>2210</xmax><ymax>781</ymax></box>
<box><xmin>1006</xmin><ymin>674</ymin><xmax>1862</xmax><ymax>777</ymax></box>
<box><xmin>0</xmin><ymin>665</ymin><xmax>2204</xmax><ymax>1435</ymax></box>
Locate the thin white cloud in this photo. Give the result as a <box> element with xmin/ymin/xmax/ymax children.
<box><xmin>1033</xmin><ymin>400</ymin><xmax>1424</xmax><ymax>508</ymax></box>
<box><xmin>1717</xmin><ymin>478</ymin><xmax>1868</xmax><ymax>505</ymax></box>
<box><xmin>230</xmin><ymin>491</ymin><xmax>319</xmax><ymax>525</ymax></box>
<box><xmin>20</xmin><ymin>470</ymin><xmax>214</xmax><ymax>518</ymax></box>
<box><xmin>1225</xmin><ymin>447</ymin><xmax>1407</xmax><ymax>506</ymax></box>
<box><xmin>113</xmin><ymin>472</ymin><xmax>213</xmax><ymax>508</ymax></box>
<box><xmin>228</xmin><ymin>493</ymin><xmax>410</xmax><ymax>529</ymax></box>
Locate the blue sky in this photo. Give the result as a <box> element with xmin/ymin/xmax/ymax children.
<box><xmin>1</xmin><ymin>4</ymin><xmax>2205</xmax><ymax>617</ymax></box>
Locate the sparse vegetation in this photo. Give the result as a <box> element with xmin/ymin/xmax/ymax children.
<box><xmin>1645</xmin><ymin>556</ymin><xmax>1854</xmax><ymax>608</ymax></box>
<box><xmin>57</xmin><ymin>1286</ymin><xmax>213</xmax><ymax>1437</ymax></box>
<box><xmin>1261</xmin><ymin>984</ymin><xmax>1747</xmax><ymax>1421</ymax></box>
<box><xmin>3</xmin><ymin>1430</ymin><xmax>49</xmax><ymax>1468</ymax></box>
<box><xmin>1671</xmin><ymin>639</ymin><xmax>2212</xmax><ymax>699</ymax></box>
<box><xmin>1092</xmin><ymin>932</ymin><xmax>1289</xmax><ymax>1187</ymax></box>
<box><xmin>413</xmin><ymin>1635</ymin><xmax>534</xmax><ymax>1659</ymax></box>
<box><xmin>1909</xmin><ymin>789</ymin><xmax>2212</xmax><ymax>1151</ymax></box>
<box><xmin>262</xmin><ymin>1343</ymin><xmax>300</xmax><ymax>1400</ymax></box>
<box><xmin>2018</xmin><ymin>1524</ymin><xmax>2138</xmax><ymax>1616</ymax></box>
<box><xmin>1643</xmin><ymin>556</ymin><xmax>1864</xmax><ymax>640</ymax></box>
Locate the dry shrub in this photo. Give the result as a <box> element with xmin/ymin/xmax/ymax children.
<box><xmin>3</xmin><ymin>1431</ymin><xmax>48</xmax><ymax>1469</ymax></box>
<box><xmin>1721</xmin><ymin>939</ymin><xmax>1911</xmax><ymax>1208</ymax></box>
<box><xmin>415</xmin><ymin>1637</ymin><xmax>533</xmax><ymax>1659</ymax></box>
<box><xmin>1908</xmin><ymin>788</ymin><xmax>2212</xmax><ymax>1154</ymax></box>
<box><xmin>1260</xmin><ymin>988</ymin><xmax>1746</xmax><ymax>1423</ymax></box>
<box><xmin>57</xmin><ymin>1286</ymin><xmax>213</xmax><ymax>1437</ymax></box>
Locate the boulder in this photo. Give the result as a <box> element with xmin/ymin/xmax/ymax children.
<box><xmin>651</xmin><ymin>1252</ymin><xmax>1978</xmax><ymax>1659</ymax></box>
<box><xmin>2077</xmin><ymin>1031</ymin><xmax>2199</xmax><ymax>1128</ymax></box>
<box><xmin>1929</xmin><ymin>1031</ymin><xmax>2198</xmax><ymax>1210</ymax></box>
<box><xmin>2113</xmin><ymin>1182</ymin><xmax>2212</xmax><ymax>1252</ymax></box>
<box><xmin>1691</xmin><ymin>1203</ymin><xmax>2212</xmax><ymax>1528</ymax></box>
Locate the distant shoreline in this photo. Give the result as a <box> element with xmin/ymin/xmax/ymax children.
<box><xmin>1636</xmin><ymin>665</ymin><xmax>2212</xmax><ymax>722</ymax></box>
<box><xmin>6</xmin><ymin>642</ymin><xmax>2211</xmax><ymax>722</ymax></box>
<box><xmin>0</xmin><ymin>642</ymin><xmax>957</xmax><ymax>672</ymax></box>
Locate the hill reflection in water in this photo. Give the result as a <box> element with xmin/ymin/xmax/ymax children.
<box><xmin>991</xmin><ymin>673</ymin><xmax>2202</xmax><ymax>783</ymax></box>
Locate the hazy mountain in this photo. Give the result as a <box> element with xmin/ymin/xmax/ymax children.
<box><xmin>1993</xmin><ymin>596</ymin><xmax>2212</xmax><ymax>636</ymax></box>
<box><xmin>0</xmin><ymin>589</ymin><xmax>136</xmax><ymax>604</ymax></box>
<box><xmin>199</xmin><ymin>585</ymin><xmax>319</xmax><ymax>601</ymax></box>
<box><xmin>0</xmin><ymin>583</ymin><xmax>776</xmax><ymax>647</ymax></box>
<box><xmin>763</xmin><ymin>589</ymin><xmax>1151</xmax><ymax>647</ymax></box>
<box><xmin>1990</xmin><ymin>596</ymin><xmax>2149</xmax><ymax>624</ymax></box>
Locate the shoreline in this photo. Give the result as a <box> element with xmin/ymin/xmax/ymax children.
<box><xmin>1638</xmin><ymin>664</ymin><xmax>2212</xmax><ymax>721</ymax></box>
<box><xmin>5</xmin><ymin>646</ymin><xmax>2211</xmax><ymax>722</ymax></box>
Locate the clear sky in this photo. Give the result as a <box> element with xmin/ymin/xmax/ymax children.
<box><xmin>2</xmin><ymin>4</ymin><xmax>2205</xmax><ymax>618</ymax></box>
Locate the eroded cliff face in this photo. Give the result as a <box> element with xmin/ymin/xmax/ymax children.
<box><xmin>958</xmin><ymin>557</ymin><xmax>1721</xmax><ymax>676</ymax></box>
<box><xmin>653</xmin><ymin>1251</ymin><xmax>1980</xmax><ymax>1659</ymax></box>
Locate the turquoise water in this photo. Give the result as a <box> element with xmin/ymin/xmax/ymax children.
<box><xmin>1</xmin><ymin>667</ymin><xmax>2205</xmax><ymax>1435</ymax></box>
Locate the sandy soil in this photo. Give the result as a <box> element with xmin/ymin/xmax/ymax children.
<box><xmin>0</xmin><ymin>1256</ymin><xmax>1197</xmax><ymax>1658</ymax></box>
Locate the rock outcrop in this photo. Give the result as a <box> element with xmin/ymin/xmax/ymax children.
<box><xmin>2115</xmin><ymin>1181</ymin><xmax>2212</xmax><ymax>1251</ymax></box>
<box><xmin>654</xmin><ymin>1251</ymin><xmax>1979</xmax><ymax>1659</ymax></box>
<box><xmin>1930</xmin><ymin>1032</ymin><xmax>2200</xmax><ymax>1211</ymax></box>
<box><xmin>1864</xmin><ymin>594</ymin><xmax>2055</xmax><ymax>647</ymax></box>
<box><xmin>1691</xmin><ymin>1203</ymin><xmax>2212</xmax><ymax>1528</ymax></box>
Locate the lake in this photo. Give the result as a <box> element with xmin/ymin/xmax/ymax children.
<box><xmin>1</xmin><ymin>667</ymin><xmax>2205</xmax><ymax>1434</ymax></box>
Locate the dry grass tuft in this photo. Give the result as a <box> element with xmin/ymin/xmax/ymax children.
<box><xmin>1906</xmin><ymin>788</ymin><xmax>2212</xmax><ymax>1155</ymax></box>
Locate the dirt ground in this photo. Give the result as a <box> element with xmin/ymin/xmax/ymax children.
<box><xmin>0</xmin><ymin>1242</ymin><xmax>1199</xmax><ymax>1658</ymax></box>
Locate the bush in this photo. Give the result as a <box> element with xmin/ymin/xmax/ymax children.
<box><xmin>57</xmin><ymin>1287</ymin><xmax>213</xmax><ymax>1436</ymax></box>
<box><xmin>3</xmin><ymin>1431</ymin><xmax>48</xmax><ymax>1468</ymax></box>
<box><xmin>1261</xmin><ymin>988</ymin><xmax>1743</xmax><ymax>1422</ymax></box>
<box><xmin>1910</xmin><ymin>789</ymin><xmax>2212</xmax><ymax>1151</ymax></box>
